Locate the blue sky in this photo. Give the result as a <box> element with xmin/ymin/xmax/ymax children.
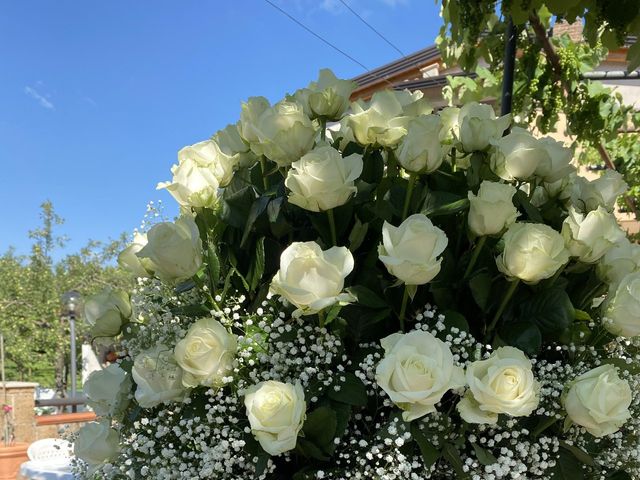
<box><xmin>0</xmin><ymin>0</ymin><xmax>441</xmax><ymax>259</ymax></box>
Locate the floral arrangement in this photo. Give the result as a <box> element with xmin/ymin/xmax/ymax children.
<box><xmin>74</xmin><ymin>69</ymin><xmax>640</xmax><ymax>479</ymax></box>
<box><xmin>2</xmin><ymin>403</ymin><xmax>14</xmax><ymax>447</ymax></box>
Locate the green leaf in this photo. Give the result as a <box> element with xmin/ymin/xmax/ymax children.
<box><xmin>296</xmin><ymin>438</ymin><xmax>330</xmax><ymax>461</ymax></box>
<box><xmin>247</xmin><ymin>237</ymin><xmax>265</xmax><ymax>291</ymax></box>
<box><xmin>267</xmin><ymin>197</ymin><xmax>284</xmax><ymax>223</ymax></box>
<box><xmin>443</xmin><ymin>443</ymin><xmax>470</xmax><ymax>479</ymax></box>
<box><xmin>221</xmin><ymin>186</ymin><xmax>256</xmax><ymax>229</ymax></box>
<box><xmin>607</xmin><ymin>471</ymin><xmax>633</xmax><ymax>480</ymax></box>
<box><xmin>559</xmin><ymin>441</ymin><xmax>595</xmax><ymax>467</ymax></box>
<box><xmin>513</xmin><ymin>190</ymin><xmax>544</xmax><ymax>223</ymax></box>
<box><xmin>348</xmin><ymin>217</ymin><xmax>369</xmax><ymax>251</ymax></box>
<box><xmin>302</xmin><ymin>406</ymin><xmax>338</xmax><ymax>450</ymax></box>
<box><xmin>471</xmin><ymin>442</ymin><xmax>498</xmax><ymax>466</ymax></box>
<box><xmin>206</xmin><ymin>242</ymin><xmax>221</xmax><ymax>286</ymax></box>
<box><xmin>602</xmin><ymin>357</ymin><xmax>640</xmax><ymax>375</ymax></box>
<box><xmin>518</xmin><ymin>288</ymin><xmax>575</xmax><ymax>333</ymax></box>
<box><xmin>171</xmin><ymin>304</ymin><xmax>210</xmax><ymax>317</ymax></box>
<box><xmin>499</xmin><ymin>321</ymin><xmax>542</xmax><ymax>355</ymax></box>
<box><xmin>469</xmin><ymin>272</ymin><xmax>492</xmax><ymax>312</ymax></box>
<box><xmin>348</xmin><ymin>285</ymin><xmax>388</xmax><ymax>309</ymax></box>
<box><xmin>574</xmin><ymin>309</ymin><xmax>591</xmax><ymax>321</ymax></box>
<box><xmin>627</xmin><ymin>40</ymin><xmax>640</xmax><ymax>72</ymax></box>
<box><xmin>532</xmin><ymin>415</ymin><xmax>559</xmax><ymax>438</ymax></box>
<box><xmin>323</xmin><ymin>302</ymin><xmax>343</xmax><ymax>326</ymax></box>
<box><xmin>442</xmin><ymin>310</ymin><xmax>469</xmax><ymax>332</ymax></box>
<box><xmin>174</xmin><ymin>279</ymin><xmax>196</xmax><ymax>294</ymax></box>
<box><xmin>254</xmin><ymin>453</ymin><xmax>270</xmax><ymax>478</ymax></box>
<box><xmin>327</xmin><ymin>372</ymin><xmax>368</xmax><ymax>406</ymax></box>
<box><xmin>411</xmin><ymin>424</ymin><xmax>440</xmax><ymax>468</ymax></box>
<box><xmin>549</xmin><ymin>444</ymin><xmax>585</xmax><ymax>479</ymax></box>
<box><xmin>422</xmin><ymin>192</ymin><xmax>469</xmax><ymax>217</ymax></box>
<box><xmin>240</xmin><ymin>195</ymin><xmax>270</xmax><ymax>248</ymax></box>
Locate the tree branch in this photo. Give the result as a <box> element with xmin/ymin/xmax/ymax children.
<box><xmin>529</xmin><ymin>12</ymin><xmax>638</xmax><ymax>219</ymax></box>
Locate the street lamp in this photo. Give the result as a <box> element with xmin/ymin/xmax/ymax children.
<box><xmin>61</xmin><ymin>290</ymin><xmax>82</xmax><ymax>411</ymax></box>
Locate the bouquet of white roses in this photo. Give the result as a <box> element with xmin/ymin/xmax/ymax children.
<box><xmin>74</xmin><ymin>69</ymin><xmax>640</xmax><ymax>479</ymax></box>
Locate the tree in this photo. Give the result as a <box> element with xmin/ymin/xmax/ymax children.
<box><xmin>437</xmin><ymin>0</ymin><xmax>640</xmax><ymax>212</ymax></box>
<box><xmin>0</xmin><ymin>201</ymin><xmax>132</xmax><ymax>388</ymax></box>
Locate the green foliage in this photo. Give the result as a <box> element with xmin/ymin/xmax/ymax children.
<box><xmin>438</xmin><ymin>0</ymin><xmax>640</xmax><ymax>217</ymax></box>
<box><xmin>0</xmin><ymin>201</ymin><xmax>132</xmax><ymax>387</ymax></box>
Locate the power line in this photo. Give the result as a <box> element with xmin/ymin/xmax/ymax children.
<box><xmin>338</xmin><ymin>0</ymin><xmax>406</xmax><ymax>57</ymax></box>
<box><xmin>263</xmin><ymin>0</ymin><xmax>369</xmax><ymax>71</ymax></box>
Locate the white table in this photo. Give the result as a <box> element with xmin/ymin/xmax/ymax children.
<box><xmin>19</xmin><ymin>461</ymin><xmax>75</xmax><ymax>480</ymax></box>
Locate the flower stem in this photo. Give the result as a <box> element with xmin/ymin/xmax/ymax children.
<box><xmin>320</xmin><ymin>118</ymin><xmax>327</xmax><ymax>142</ymax></box>
<box><xmin>487</xmin><ymin>279</ymin><xmax>519</xmax><ymax>334</ymax></box>
<box><xmin>402</xmin><ymin>174</ymin><xmax>417</xmax><ymax>220</ymax></box>
<box><xmin>398</xmin><ymin>285</ymin><xmax>410</xmax><ymax>332</ymax></box>
<box><xmin>259</xmin><ymin>157</ymin><xmax>269</xmax><ymax>190</ymax></box>
<box><xmin>318</xmin><ymin>310</ymin><xmax>326</xmax><ymax>328</ymax></box>
<box><xmin>327</xmin><ymin>209</ymin><xmax>338</xmax><ymax>246</ymax></box>
<box><xmin>463</xmin><ymin>236</ymin><xmax>487</xmax><ymax>279</ymax></box>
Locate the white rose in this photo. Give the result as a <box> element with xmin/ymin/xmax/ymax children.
<box><xmin>375</xmin><ymin>330</ymin><xmax>465</xmax><ymax>421</ymax></box>
<box><xmin>174</xmin><ymin>317</ymin><xmax>237</xmax><ymax>388</ymax></box>
<box><xmin>214</xmin><ymin>122</ymin><xmax>257</xmax><ymax>169</ymax></box>
<box><xmin>496</xmin><ymin>223</ymin><xmax>569</xmax><ymax>284</ymax></box>
<box><xmin>117</xmin><ymin>232</ymin><xmax>153</xmax><ymax>278</ymax></box>
<box><xmin>270</xmin><ymin>241</ymin><xmax>355</xmax><ymax>316</ymax></box>
<box><xmin>597</xmin><ymin>237</ymin><xmax>640</xmax><ymax>286</ymax></box>
<box><xmin>132</xmin><ymin>344</ymin><xmax>188</xmax><ymax>408</ymax></box>
<box><xmin>176</xmin><ymin>139</ymin><xmax>236</xmax><ymax>187</ymax></box>
<box><xmin>593</xmin><ymin>169</ymin><xmax>628</xmax><ymax>211</ymax></box>
<box><xmin>344</xmin><ymin>90</ymin><xmax>416</xmax><ymax>147</ymax></box>
<box><xmin>74</xmin><ymin>421</ymin><xmax>119</xmax><ymax>466</ymax></box>
<box><xmin>238</xmin><ymin>96</ymin><xmax>271</xmax><ymax>145</ymax></box>
<box><xmin>394</xmin><ymin>89</ymin><xmax>432</xmax><ymax>117</ymax></box>
<box><xmin>305</xmin><ymin>68</ymin><xmax>356</xmax><ymax>120</ymax></box>
<box><xmin>439</xmin><ymin>106</ymin><xmax>460</xmax><ymax>144</ymax></box>
<box><xmin>394</xmin><ymin>115</ymin><xmax>446</xmax><ymax>174</ymax></box>
<box><xmin>244</xmin><ymin>101</ymin><xmax>317</xmax><ymax>167</ymax></box>
<box><xmin>244</xmin><ymin>381</ymin><xmax>306</xmax><ymax>456</ymax></box>
<box><xmin>562</xmin><ymin>206</ymin><xmax>625</xmax><ymax>263</ymax></box>
<box><xmin>490</xmin><ymin>128</ymin><xmax>547</xmax><ymax>181</ymax></box>
<box><xmin>543</xmin><ymin>169</ymin><xmax>577</xmax><ymax>203</ymax></box>
<box><xmin>571</xmin><ymin>170</ymin><xmax>628</xmax><ymax>213</ymax></box>
<box><xmin>603</xmin><ymin>271</ymin><xmax>640</xmax><ymax>337</ymax></box>
<box><xmin>137</xmin><ymin>216</ymin><xmax>203</xmax><ymax>284</ymax></box>
<box><xmin>535</xmin><ymin>137</ymin><xmax>574</xmax><ymax>183</ymax></box>
<box><xmin>564</xmin><ymin>365</ymin><xmax>631</xmax><ymax>437</ymax></box>
<box><xmin>84</xmin><ymin>288</ymin><xmax>131</xmax><ymax>339</ymax></box>
<box><xmin>285</xmin><ymin>145</ymin><xmax>363</xmax><ymax>212</ymax></box>
<box><xmin>468</xmin><ymin>181</ymin><xmax>519</xmax><ymax>237</ymax></box>
<box><xmin>458</xmin><ymin>102</ymin><xmax>510</xmax><ymax>152</ymax></box>
<box><xmin>458</xmin><ymin>346</ymin><xmax>539</xmax><ymax>424</ymax></box>
<box><xmin>378</xmin><ymin>214</ymin><xmax>448</xmax><ymax>285</ymax></box>
<box><xmin>84</xmin><ymin>364</ymin><xmax>131</xmax><ymax>417</ymax></box>
<box><xmin>157</xmin><ymin>157</ymin><xmax>220</xmax><ymax>208</ymax></box>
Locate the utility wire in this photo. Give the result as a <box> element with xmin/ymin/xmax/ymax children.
<box><xmin>264</xmin><ymin>0</ymin><xmax>369</xmax><ymax>71</ymax></box>
<box><xmin>338</xmin><ymin>0</ymin><xmax>406</xmax><ymax>57</ymax></box>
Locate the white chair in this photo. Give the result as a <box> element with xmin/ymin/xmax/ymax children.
<box><xmin>27</xmin><ymin>438</ymin><xmax>73</xmax><ymax>465</ymax></box>
<box><xmin>20</xmin><ymin>438</ymin><xmax>74</xmax><ymax>480</ymax></box>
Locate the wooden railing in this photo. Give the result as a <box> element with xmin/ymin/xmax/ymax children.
<box><xmin>35</xmin><ymin>411</ymin><xmax>95</xmax><ymax>426</ymax></box>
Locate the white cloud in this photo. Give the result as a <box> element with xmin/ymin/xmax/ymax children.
<box><xmin>24</xmin><ymin>86</ymin><xmax>55</xmax><ymax>110</ymax></box>
<box><xmin>318</xmin><ymin>0</ymin><xmax>407</xmax><ymax>15</ymax></box>
<box><xmin>319</xmin><ymin>0</ymin><xmax>343</xmax><ymax>14</ymax></box>
<box><xmin>379</xmin><ymin>0</ymin><xmax>408</xmax><ymax>6</ymax></box>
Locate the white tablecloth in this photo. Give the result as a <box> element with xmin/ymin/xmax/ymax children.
<box><xmin>19</xmin><ymin>461</ymin><xmax>75</xmax><ymax>480</ymax></box>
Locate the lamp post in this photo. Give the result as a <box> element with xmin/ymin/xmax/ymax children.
<box><xmin>61</xmin><ymin>290</ymin><xmax>82</xmax><ymax>412</ymax></box>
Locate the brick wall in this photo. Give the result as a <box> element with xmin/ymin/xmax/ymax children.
<box><xmin>2</xmin><ymin>382</ymin><xmax>38</xmax><ymax>443</ymax></box>
<box><xmin>552</xmin><ymin>20</ymin><xmax>584</xmax><ymax>42</ymax></box>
